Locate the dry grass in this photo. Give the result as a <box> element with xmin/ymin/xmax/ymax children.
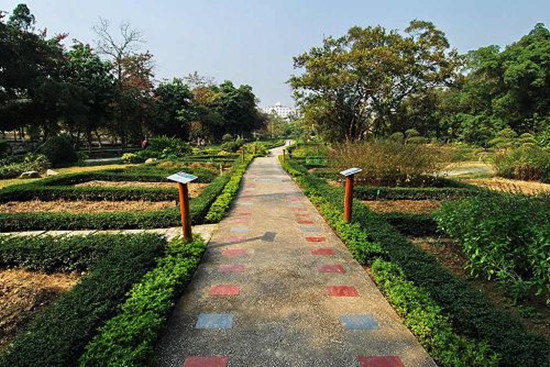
<box><xmin>463</xmin><ymin>178</ymin><xmax>550</xmax><ymax>195</ymax></box>
<box><xmin>0</xmin><ymin>269</ymin><xmax>79</xmax><ymax>351</ymax></box>
<box><xmin>363</xmin><ymin>200</ymin><xmax>441</xmax><ymax>214</ymax></box>
<box><xmin>0</xmin><ymin>200</ymin><xmax>175</xmax><ymax>214</ymax></box>
<box><xmin>75</xmin><ymin>181</ymin><xmax>208</xmax><ymax>197</ymax></box>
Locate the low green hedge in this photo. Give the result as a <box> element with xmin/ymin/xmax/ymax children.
<box><xmin>281</xmin><ymin>157</ymin><xmax>550</xmax><ymax>367</ymax></box>
<box><xmin>354</xmin><ymin>186</ymin><xmax>478</xmax><ymax>201</ymax></box>
<box><xmin>205</xmin><ymin>155</ymin><xmax>254</xmax><ymax>223</ymax></box>
<box><xmin>0</xmin><ymin>233</ymin><xmax>166</xmax><ymax>367</ymax></box>
<box><xmin>0</xmin><ymin>171</ymin><xmax>231</xmax><ymax>231</ymax></box>
<box><xmin>79</xmin><ymin>237</ymin><xmax>206</xmax><ymax>366</ymax></box>
<box><xmin>0</xmin><ymin>233</ymin><xmax>139</xmax><ymax>272</ymax></box>
<box><xmin>379</xmin><ymin>213</ymin><xmax>438</xmax><ymax>236</ymax></box>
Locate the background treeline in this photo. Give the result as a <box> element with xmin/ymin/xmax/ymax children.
<box><xmin>291</xmin><ymin>20</ymin><xmax>550</xmax><ymax>147</ymax></box>
<box><xmin>0</xmin><ymin>4</ymin><xmax>266</xmax><ymax>149</ymax></box>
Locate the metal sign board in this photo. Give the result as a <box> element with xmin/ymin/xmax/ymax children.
<box><xmin>339</xmin><ymin>167</ymin><xmax>363</xmax><ymax>176</ymax></box>
<box><xmin>166</xmin><ymin>172</ymin><xmax>198</xmax><ymax>184</ymax></box>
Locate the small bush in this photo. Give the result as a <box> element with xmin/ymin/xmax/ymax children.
<box><xmin>148</xmin><ymin>137</ymin><xmax>192</xmax><ymax>158</ymax></box>
<box><xmin>493</xmin><ymin>145</ymin><xmax>550</xmax><ymax>181</ymax></box>
<box><xmin>121</xmin><ymin>153</ymin><xmax>142</xmax><ymax>164</ymax></box>
<box><xmin>222</xmin><ymin>133</ymin><xmax>233</xmax><ymax>142</ymax></box>
<box><xmin>221</xmin><ymin>140</ymin><xmax>244</xmax><ymax>153</ymax></box>
<box><xmin>434</xmin><ymin>191</ymin><xmax>550</xmax><ymax>303</ymax></box>
<box><xmin>0</xmin><ymin>153</ymin><xmax>50</xmax><ymax>179</ymax></box>
<box><xmin>388</xmin><ymin>132</ymin><xmax>405</xmax><ymax>144</ymax></box>
<box><xmin>331</xmin><ymin>141</ymin><xmax>450</xmax><ymax>186</ymax></box>
<box><xmin>39</xmin><ymin>136</ymin><xmax>78</xmax><ymax>167</ymax></box>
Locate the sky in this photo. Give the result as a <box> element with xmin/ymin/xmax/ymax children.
<box><xmin>3</xmin><ymin>0</ymin><xmax>550</xmax><ymax>107</ymax></box>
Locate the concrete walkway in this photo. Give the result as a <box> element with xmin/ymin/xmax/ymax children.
<box><xmin>155</xmin><ymin>146</ymin><xmax>435</xmax><ymax>367</ymax></box>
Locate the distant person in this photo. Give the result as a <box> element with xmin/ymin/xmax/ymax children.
<box><xmin>141</xmin><ymin>137</ymin><xmax>149</xmax><ymax>149</ymax></box>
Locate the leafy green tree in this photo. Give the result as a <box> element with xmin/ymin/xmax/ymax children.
<box><xmin>149</xmin><ymin>78</ymin><xmax>193</xmax><ymax>139</ymax></box>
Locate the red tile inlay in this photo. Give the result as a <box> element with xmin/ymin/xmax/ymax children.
<box><xmin>311</xmin><ymin>248</ymin><xmax>335</xmax><ymax>255</ymax></box>
<box><xmin>183</xmin><ymin>356</ymin><xmax>229</xmax><ymax>367</ymax></box>
<box><xmin>235</xmin><ymin>212</ymin><xmax>251</xmax><ymax>216</ymax></box>
<box><xmin>305</xmin><ymin>236</ymin><xmax>326</xmax><ymax>243</ymax></box>
<box><xmin>210</xmin><ymin>285</ymin><xmax>241</xmax><ymax>296</ymax></box>
<box><xmin>293</xmin><ymin>208</ymin><xmax>307</xmax><ymax>212</ymax></box>
<box><xmin>318</xmin><ymin>264</ymin><xmax>346</xmax><ymax>274</ymax></box>
<box><xmin>357</xmin><ymin>356</ymin><xmax>405</xmax><ymax>367</ymax></box>
<box><xmin>298</xmin><ymin>220</ymin><xmax>315</xmax><ymax>225</ymax></box>
<box><xmin>218</xmin><ymin>264</ymin><xmax>246</xmax><ymax>273</ymax></box>
<box><xmin>227</xmin><ymin>236</ymin><xmax>246</xmax><ymax>243</ymax></box>
<box><xmin>222</xmin><ymin>249</ymin><xmax>247</xmax><ymax>257</ymax></box>
<box><xmin>327</xmin><ymin>285</ymin><xmax>359</xmax><ymax>297</ymax></box>
<box><xmin>228</xmin><ymin>219</ymin><xmax>248</xmax><ymax>224</ymax></box>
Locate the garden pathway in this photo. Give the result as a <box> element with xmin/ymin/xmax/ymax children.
<box><xmin>155</xmin><ymin>145</ymin><xmax>435</xmax><ymax>367</ymax></box>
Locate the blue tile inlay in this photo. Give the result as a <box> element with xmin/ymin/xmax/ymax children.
<box><xmin>230</xmin><ymin>227</ymin><xmax>249</xmax><ymax>232</ymax></box>
<box><xmin>301</xmin><ymin>227</ymin><xmax>320</xmax><ymax>232</ymax></box>
<box><xmin>340</xmin><ymin>315</ymin><xmax>379</xmax><ymax>330</ymax></box>
<box><xmin>195</xmin><ymin>313</ymin><xmax>234</xmax><ymax>329</ymax></box>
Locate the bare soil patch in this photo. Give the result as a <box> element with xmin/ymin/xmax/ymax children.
<box><xmin>0</xmin><ymin>269</ymin><xmax>79</xmax><ymax>351</ymax></box>
<box><xmin>410</xmin><ymin>237</ymin><xmax>550</xmax><ymax>337</ymax></box>
<box><xmin>0</xmin><ymin>200</ymin><xmax>175</xmax><ymax>214</ymax></box>
<box><xmin>363</xmin><ymin>200</ymin><xmax>441</xmax><ymax>214</ymax></box>
<box><xmin>463</xmin><ymin>177</ymin><xmax>550</xmax><ymax>195</ymax></box>
<box><xmin>75</xmin><ymin>181</ymin><xmax>208</xmax><ymax>197</ymax></box>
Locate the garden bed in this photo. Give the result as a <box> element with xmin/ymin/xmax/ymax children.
<box><xmin>463</xmin><ymin>177</ymin><xmax>550</xmax><ymax>194</ymax></box>
<box><xmin>0</xmin><ymin>269</ymin><xmax>79</xmax><ymax>352</ymax></box>
<box><xmin>74</xmin><ymin>180</ymin><xmax>208</xmax><ymax>196</ymax></box>
<box><xmin>0</xmin><ymin>200</ymin><xmax>176</xmax><ymax>214</ymax></box>
<box><xmin>364</xmin><ymin>200</ymin><xmax>441</xmax><ymax>214</ymax></box>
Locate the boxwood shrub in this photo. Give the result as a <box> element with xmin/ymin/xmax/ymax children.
<box><xmin>281</xmin><ymin>157</ymin><xmax>550</xmax><ymax>367</ymax></box>
<box><xmin>79</xmin><ymin>237</ymin><xmax>206</xmax><ymax>366</ymax></box>
<box><xmin>0</xmin><ymin>233</ymin><xmax>166</xmax><ymax>367</ymax></box>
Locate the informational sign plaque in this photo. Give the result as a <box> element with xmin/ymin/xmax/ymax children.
<box><xmin>339</xmin><ymin>167</ymin><xmax>362</xmax><ymax>177</ymax></box>
<box><xmin>166</xmin><ymin>172</ymin><xmax>198</xmax><ymax>184</ymax></box>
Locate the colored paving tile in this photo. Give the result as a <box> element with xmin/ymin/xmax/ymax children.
<box><xmin>357</xmin><ymin>356</ymin><xmax>405</xmax><ymax>367</ymax></box>
<box><xmin>183</xmin><ymin>356</ymin><xmax>229</xmax><ymax>367</ymax></box>
<box><xmin>230</xmin><ymin>227</ymin><xmax>249</xmax><ymax>232</ymax></box>
<box><xmin>227</xmin><ymin>219</ymin><xmax>248</xmax><ymax>224</ymax></box>
<box><xmin>195</xmin><ymin>313</ymin><xmax>234</xmax><ymax>330</ymax></box>
<box><xmin>340</xmin><ymin>315</ymin><xmax>379</xmax><ymax>330</ymax></box>
<box><xmin>218</xmin><ymin>264</ymin><xmax>246</xmax><ymax>273</ymax></box>
<box><xmin>301</xmin><ymin>227</ymin><xmax>320</xmax><ymax>232</ymax></box>
<box><xmin>305</xmin><ymin>236</ymin><xmax>326</xmax><ymax>243</ymax></box>
<box><xmin>222</xmin><ymin>249</ymin><xmax>247</xmax><ymax>257</ymax></box>
<box><xmin>327</xmin><ymin>285</ymin><xmax>359</xmax><ymax>297</ymax></box>
<box><xmin>293</xmin><ymin>208</ymin><xmax>307</xmax><ymax>212</ymax></box>
<box><xmin>210</xmin><ymin>285</ymin><xmax>241</xmax><ymax>296</ymax></box>
<box><xmin>311</xmin><ymin>248</ymin><xmax>335</xmax><ymax>255</ymax></box>
<box><xmin>227</xmin><ymin>236</ymin><xmax>246</xmax><ymax>243</ymax></box>
<box><xmin>318</xmin><ymin>264</ymin><xmax>345</xmax><ymax>274</ymax></box>
<box><xmin>298</xmin><ymin>220</ymin><xmax>315</xmax><ymax>225</ymax></box>
<box><xmin>234</xmin><ymin>212</ymin><xmax>251</xmax><ymax>216</ymax></box>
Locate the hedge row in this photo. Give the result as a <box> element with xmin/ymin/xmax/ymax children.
<box><xmin>0</xmin><ymin>170</ymin><xmax>231</xmax><ymax>231</ymax></box>
<box><xmin>205</xmin><ymin>154</ymin><xmax>254</xmax><ymax>222</ymax></box>
<box><xmin>280</xmin><ymin>157</ymin><xmax>550</xmax><ymax>366</ymax></box>
<box><xmin>354</xmin><ymin>186</ymin><xmax>478</xmax><ymax>201</ymax></box>
<box><xmin>0</xmin><ymin>233</ymin><xmax>166</xmax><ymax>367</ymax></box>
<box><xmin>0</xmin><ymin>233</ymin><xmax>139</xmax><ymax>272</ymax></box>
<box><xmin>79</xmin><ymin>237</ymin><xmax>207</xmax><ymax>366</ymax></box>
<box><xmin>379</xmin><ymin>213</ymin><xmax>438</xmax><ymax>236</ymax></box>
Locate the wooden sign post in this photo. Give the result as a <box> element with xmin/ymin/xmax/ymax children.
<box><xmin>241</xmin><ymin>147</ymin><xmax>246</xmax><ymax>163</ymax></box>
<box><xmin>166</xmin><ymin>172</ymin><xmax>199</xmax><ymax>243</ymax></box>
<box><xmin>282</xmin><ymin>149</ymin><xmax>286</xmax><ymax>163</ymax></box>
<box><xmin>339</xmin><ymin>168</ymin><xmax>363</xmax><ymax>224</ymax></box>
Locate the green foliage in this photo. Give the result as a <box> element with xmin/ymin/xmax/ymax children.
<box><xmin>434</xmin><ymin>192</ymin><xmax>550</xmax><ymax>303</ymax></box>
<box><xmin>331</xmin><ymin>141</ymin><xmax>450</xmax><ymax>186</ymax></box>
<box><xmin>0</xmin><ymin>233</ymin><xmax>165</xmax><ymax>367</ymax></box>
<box><xmin>388</xmin><ymin>132</ymin><xmax>405</xmax><ymax>144</ymax></box>
<box><xmin>379</xmin><ymin>213</ymin><xmax>437</xmax><ymax>236</ymax></box>
<box><xmin>222</xmin><ymin>133</ymin><xmax>233</xmax><ymax>142</ymax></box>
<box><xmin>282</xmin><ymin>158</ymin><xmax>550</xmax><ymax>366</ymax></box>
<box><xmin>147</xmin><ymin>136</ymin><xmax>192</xmax><ymax>158</ymax></box>
<box><xmin>493</xmin><ymin>145</ymin><xmax>550</xmax><ymax>181</ymax></box>
<box><xmin>353</xmin><ymin>186</ymin><xmax>477</xmax><ymax>201</ymax></box>
<box><xmin>205</xmin><ymin>155</ymin><xmax>253</xmax><ymax>222</ymax></box>
<box><xmin>121</xmin><ymin>153</ymin><xmax>142</xmax><ymax>164</ymax></box>
<box><xmin>0</xmin><ymin>233</ymin><xmax>141</xmax><ymax>272</ymax></box>
<box><xmin>221</xmin><ymin>140</ymin><xmax>244</xmax><ymax>153</ymax></box>
<box><xmin>0</xmin><ymin>153</ymin><xmax>50</xmax><ymax>179</ymax></box>
<box><xmin>39</xmin><ymin>136</ymin><xmax>78</xmax><ymax>167</ymax></box>
<box><xmin>79</xmin><ymin>237</ymin><xmax>206</xmax><ymax>366</ymax></box>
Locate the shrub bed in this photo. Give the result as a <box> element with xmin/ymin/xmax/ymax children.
<box><xmin>205</xmin><ymin>154</ymin><xmax>254</xmax><ymax>222</ymax></box>
<box><xmin>379</xmin><ymin>213</ymin><xmax>437</xmax><ymax>236</ymax></box>
<box><xmin>354</xmin><ymin>186</ymin><xmax>478</xmax><ymax>200</ymax></box>
<box><xmin>79</xmin><ymin>237</ymin><xmax>206</xmax><ymax>366</ymax></box>
<box><xmin>280</xmin><ymin>157</ymin><xmax>550</xmax><ymax>366</ymax></box>
<box><xmin>434</xmin><ymin>191</ymin><xmax>550</xmax><ymax>303</ymax></box>
<box><xmin>0</xmin><ymin>233</ymin><xmax>165</xmax><ymax>367</ymax></box>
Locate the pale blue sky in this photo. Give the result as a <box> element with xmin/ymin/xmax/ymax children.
<box><xmin>3</xmin><ymin>1</ymin><xmax>550</xmax><ymax>107</ymax></box>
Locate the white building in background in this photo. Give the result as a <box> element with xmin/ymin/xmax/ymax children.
<box><xmin>261</xmin><ymin>102</ymin><xmax>298</xmax><ymax>120</ymax></box>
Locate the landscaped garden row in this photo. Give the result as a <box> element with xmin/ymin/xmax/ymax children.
<box><xmin>279</xmin><ymin>156</ymin><xmax>550</xmax><ymax>367</ymax></box>
<box><xmin>0</xmin><ymin>155</ymin><xmax>255</xmax><ymax>231</ymax></box>
<box><xmin>0</xmin><ymin>233</ymin><xmax>166</xmax><ymax>367</ymax></box>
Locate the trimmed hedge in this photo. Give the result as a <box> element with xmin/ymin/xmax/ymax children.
<box><xmin>79</xmin><ymin>237</ymin><xmax>207</xmax><ymax>366</ymax></box>
<box><xmin>354</xmin><ymin>186</ymin><xmax>478</xmax><ymax>201</ymax></box>
<box><xmin>205</xmin><ymin>154</ymin><xmax>254</xmax><ymax>222</ymax></box>
<box><xmin>0</xmin><ymin>233</ymin><xmax>166</xmax><ymax>367</ymax></box>
<box><xmin>0</xmin><ymin>233</ymin><xmax>138</xmax><ymax>272</ymax></box>
<box><xmin>280</xmin><ymin>157</ymin><xmax>550</xmax><ymax>367</ymax></box>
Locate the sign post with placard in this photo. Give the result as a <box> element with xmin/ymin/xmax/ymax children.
<box><xmin>339</xmin><ymin>167</ymin><xmax>362</xmax><ymax>223</ymax></box>
<box><xmin>166</xmin><ymin>172</ymin><xmax>198</xmax><ymax>243</ymax></box>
